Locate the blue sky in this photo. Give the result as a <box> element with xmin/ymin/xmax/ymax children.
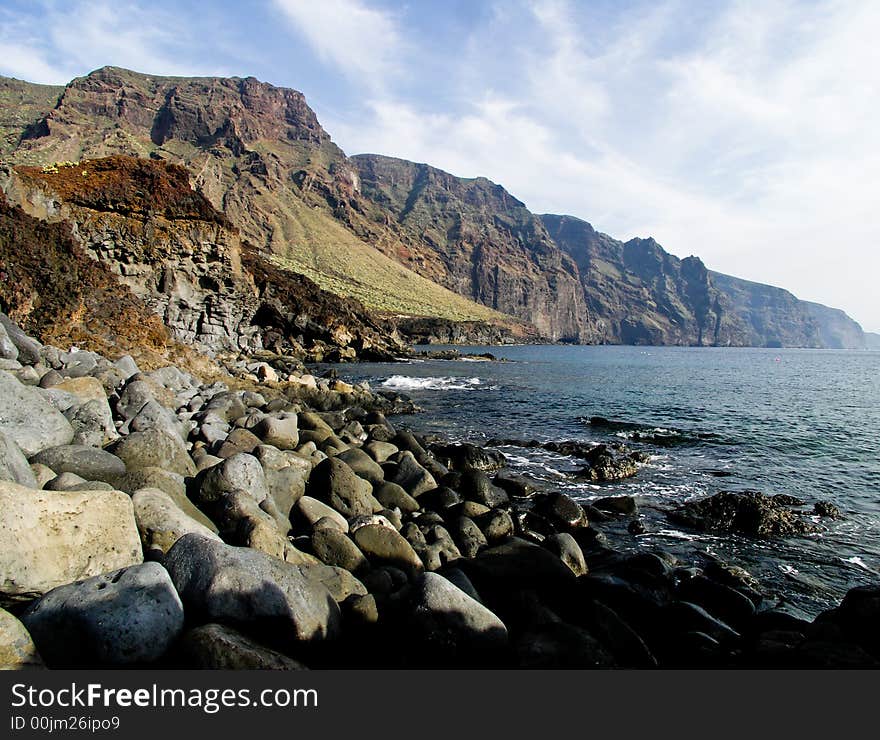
<box><xmin>2</xmin><ymin>0</ymin><xmax>878</xmax><ymax>331</ymax></box>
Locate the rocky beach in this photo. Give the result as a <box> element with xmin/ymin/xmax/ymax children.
<box><xmin>1</xmin><ymin>313</ymin><xmax>878</xmax><ymax>670</ymax></box>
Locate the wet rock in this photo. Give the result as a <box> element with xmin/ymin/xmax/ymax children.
<box><xmin>576</xmin><ymin>444</ymin><xmax>639</xmax><ymax>482</ymax></box>
<box><xmin>593</xmin><ymin>495</ymin><xmax>639</xmax><ymax>516</ymax></box>
<box><xmin>180</xmin><ymin>623</ymin><xmax>307</xmax><ymax>670</ymax></box>
<box><xmin>676</xmin><ymin>575</ymin><xmax>757</xmax><ymax>630</ymax></box>
<box><xmin>21</xmin><ymin>562</ymin><xmax>183</xmax><ymax>666</ymax></box>
<box><xmin>669</xmin><ymin>492</ymin><xmax>818</xmax><ymax>537</ymax></box>
<box><xmin>450</xmin><ymin>516</ymin><xmax>488</xmax><ymax>559</ymax></box>
<box><xmin>535</xmin><ymin>492</ymin><xmax>588</xmax><ymax>529</ymax></box>
<box><xmin>493</xmin><ymin>471</ymin><xmax>539</xmax><ymax>497</ymax></box>
<box><xmin>477</xmin><ymin>509</ymin><xmax>515</xmax><ymax>544</ymax></box>
<box><xmin>429</xmin><ymin>443</ymin><xmax>506</xmax><ymax>472</ymax></box>
<box><xmin>458</xmin><ymin>469</ymin><xmax>509</xmax><ymax>508</ymax></box>
<box><xmin>544</xmin><ymin>533</ymin><xmax>588</xmax><ymax>577</ymax></box>
<box><xmin>814</xmin><ymin>501</ymin><xmax>842</xmax><ymax>519</ymax></box>
<box><xmin>0</xmin><ymin>482</ymin><xmax>142</xmax><ymax>603</ymax></box>
<box><xmin>0</xmin><ymin>370</ymin><xmax>74</xmax><ymax>456</ymax></box>
<box><xmin>165</xmin><ymin>534</ymin><xmax>341</xmax><ymax>648</ymax></box>
<box><xmin>516</xmin><ymin>622</ymin><xmax>615</xmax><ymax>667</ymax></box>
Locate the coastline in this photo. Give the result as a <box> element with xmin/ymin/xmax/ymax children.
<box><xmin>1</xmin><ymin>314</ymin><xmax>878</xmax><ymax>669</ymax></box>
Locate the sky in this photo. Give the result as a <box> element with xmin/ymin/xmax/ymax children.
<box><xmin>2</xmin><ymin>0</ymin><xmax>878</xmax><ymax>331</ymax></box>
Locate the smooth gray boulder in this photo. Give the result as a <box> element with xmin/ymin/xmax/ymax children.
<box><xmin>0</xmin><ymin>370</ymin><xmax>74</xmax><ymax>456</ymax></box>
<box><xmin>110</xmin><ymin>428</ymin><xmax>196</xmax><ymax>477</ymax></box>
<box><xmin>132</xmin><ymin>488</ymin><xmax>222</xmax><ymax>556</ymax></box>
<box><xmin>115</xmin><ymin>467</ymin><xmax>217</xmax><ymax>532</ymax></box>
<box><xmin>197</xmin><ymin>453</ymin><xmax>270</xmax><ymax>510</ymax></box>
<box><xmin>165</xmin><ymin>534</ymin><xmax>341</xmax><ymax>647</ymax></box>
<box><xmin>294</xmin><ymin>496</ymin><xmax>349</xmax><ymax>533</ymax></box>
<box><xmin>252</xmin><ymin>413</ymin><xmax>299</xmax><ymax>451</ymax></box>
<box><xmin>305</xmin><ymin>457</ymin><xmax>380</xmax><ymax>518</ymax></box>
<box><xmin>403</xmin><ymin>572</ymin><xmax>508</xmax><ymax>661</ymax></box>
<box><xmin>353</xmin><ymin>524</ymin><xmax>424</xmax><ymax>576</ymax></box>
<box><xmin>29</xmin><ymin>445</ymin><xmax>126</xmax><ymax>483</ymax></box>
<box><xmin>388</xmin><ymin>451</ymin><xmax>437</xmax><ymax>497</ymax></box>
<box><xmin>21</xmin><ymin>562</ymin><xmax>183</xmax><ymax>666</ymax></box>
<box><xmin>0</xmin><ymin>314</ymin><xmax>40</xmax><ymax>364</ymax></box>
<box><xmin>0</xmin><ymin>482</ymin><xmax>142</xmax><ymax>602</ymax></box>
<box><xmin>0</xmin><ymin>432</ymin><xmax>38</xmax><ymax>488</ymax></box>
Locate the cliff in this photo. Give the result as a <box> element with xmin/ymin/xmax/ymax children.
<box><xmin>0</xmin><ymin>67</ymin><xmax>867</xmax><ymax>350</ymax></box>
<box><xmin>1</xmin><ymin>156</ymin><xmax>407</xmax><ymax>362</ymax></box>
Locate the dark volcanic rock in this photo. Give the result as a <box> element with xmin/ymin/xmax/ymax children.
<box><xmin>429</xmin><ymin>443</ymin><xmax>506</xmax><ymax>472</ymax></box>
<box><xmin>669</xmin><ymin>492</ymin><xmax>819</xmax><ymax>537</ymax></box>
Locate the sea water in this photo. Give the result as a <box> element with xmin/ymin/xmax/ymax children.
<box><xmin>335</xmin><ymin>345</ymin><xmax>880</xmax><ymax>616</ymax></box>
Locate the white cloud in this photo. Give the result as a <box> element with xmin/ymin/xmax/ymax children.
<box><xmin>272</xmin><ymin>0</ymin><xmax>405</xmax><ymax>91</ymax></box>
<box><xmin>0</xmin><ymin>1</ymin><xmax>233</xmax><ymax>84</ymax></box>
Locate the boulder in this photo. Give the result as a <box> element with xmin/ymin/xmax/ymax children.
<box><xmin>294</xmin><ymin>496</ymin><xmax>349</xmax><ymax>533</ymax></box>
<box><xmin>459</xmin><ymin>469</ymin><xmax>509</xmax><ymax>508</ymax></box>
<box><xmin>387</xmin><ymin>451</ymin><xmax>437</xmax><ymax>497</ymax></box>
<box><xmin>544</xmin><ymin>533</ymin><xmax>588</xmax><ymax>576</ymax></box>
<box><xmin>373</xmin><ymin>481</ymin><xmax>420</xmax><ymax>513</ymax></box>
<box><xmin>336</xmin><ymin>448</ymin><xmax>385</xmax><ymax>485</ymax></box>
<box><xmin>180</xmin><ymin>623</ymin><xmax>307</xmax><ymax>670</ymax></box>
<box><xmin>197</xmin><ymin>453</ymin><xmax>270</xmax><ymax>511</ymax></box>
<box><xmin>305</xmin><ymin>457</ymin><xmax>379</xmax><ymax>518</ymax></box>
<box><xmin>0</xmin><ymin>482</ymin><xmax>142</xmax><ymax>602</ymax></box>
<box><xmin>536</xmin><ymin>492</ymin><xmax>588</xmax><ymax>529</ymax></box>
<box><xmin>114</xmin><ymin>467</ymin><xmax>217</xmax><ymax>532</ymax></box>
<box><xmin>252</xmin><ymin>414</ymin><xmax>299</xmax><ymax>451</ymax></box>
<box><xmin>68</xmin><ymin>399</ymin><xmax>119</xmax><ymax>447</ymax></box>
<box><xmin>353</xmin><ymin>524</ymin><xmax>424</xmax><ymax>576</ymax></box>
<box><xmin>0</xmin><ymin>321</ymin><xmax>18</xmax><ymax>361</ymax></box>
<box><xmin>0</xmin><ymin>432</ymin><xmax>38</xmax><ymax>487</ymax></box>
<box><xmin>0</xmin><ymin>607</ymin><xmax>42</xmax><ymax>669</ymax></box>
<box><xmin>0</xmin><ymin>314</ymin><xmax>41</xmax><ymax>364</ymax></box>
<box><xmin>110</xmin><ymin>428</ymin><xmax>196</xmax><ymax>477</ymax></box>
<box><xmin>450</xmin><ymin>516</ymin><xmax>489</xmax><ymax>559</ymax></box>
<box><xmin>593</xmin><ymin>495</ymin><xmax>639</xmax><ymax>516</ymax></box>
<box><xmin>430</xmin><ymin>443</ymin><xmax>506</xmax><ymax>472</ymax></box>
<box><xmin>311</xmin><ymin>528</ymin><xmax>369</xmax><ymax>574</ymax></box>
<box><xmin>363</xmin><ymin>441</ymin><xmax>398</xmax><ymax>463</ymax></box>
<box><xmin>29</xmin><ymin>445</ymin><xmax>126</xmax><ymax>484</ymax></box>
<box><xmin>669</xmin><ymin>492</ymin><xmax>818</xmax><ymax>537</ymax></box>
<box><xmin>132</xmin><ymin>488</ymin><xmax>222</xmax><ymax>556</ymax></box>
<box><xmin>0</xmin><ymin>370</ymin><xmax>74</xmax><ymax>456</ymax></box>
<box><xmin>164</xmin><ymin>534</ymin><xmax>341</xmax><ymax>647</ymax></box>
<box><xmin>21</xmin><ymin>562</ymin><xmax>184</xmax><ymax>666</ymax></box>
<box><xmin>402</xmin><ymin>572</ymin><xmax>508</xmax><ymax>663</ymax></box>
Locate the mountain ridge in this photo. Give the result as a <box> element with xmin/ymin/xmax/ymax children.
<box><xmin>0</xmin><ymin>66</ymin><xmax>867</xmax><ymax>350</ymax></box>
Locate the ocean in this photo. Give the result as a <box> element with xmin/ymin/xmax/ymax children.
<box><xmin>334</xmin><ymin>345</ymin><xmax>880</xmax><ymax>617</ymax></box>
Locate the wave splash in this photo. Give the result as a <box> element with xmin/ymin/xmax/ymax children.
<box><xmin>381</xmin><ymin>375</ymin><xmax>486</xmax><ymax>391</ymax></box>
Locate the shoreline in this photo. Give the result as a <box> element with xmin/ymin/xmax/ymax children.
<box><xmin>0</xmin><ymin>313</ymin><xmax>878</xmax><ymax>668</ymax></box>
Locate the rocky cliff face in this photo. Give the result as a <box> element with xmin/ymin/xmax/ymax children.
<box><xmin>0</xmin><ymin>67</ymin><xmax>867</xmax><ymax>349</ymax></box>
<box><xmin>1</xmin><ymin>156</ymin><xmax>406</xmax><ymax>362</ymax></box>
<box><xmin>351</xmin><ymin>155</ymin><xmax>592</xmax><ymax>342</ymax></box>
<box><xmin>542</xmin><ymin>214</ymin><xmax>733</xmax><ymax>345</ymax></box>
<box><xmin>802</xmin><ymin>302</ymin><xmax>865</xmax><ymax>350</ymax></box>
<box><xmin>6</xmin><ymin>68</ymin><xmax>514</xmax><ymax>331</ymax></box>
